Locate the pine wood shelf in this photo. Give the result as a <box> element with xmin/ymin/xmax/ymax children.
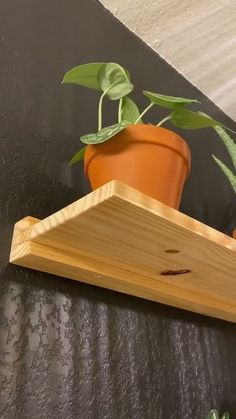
<box><xmin>10</xmin><ymin>180</ymin><xmax>236</xmax><ymax>323</ymax></box>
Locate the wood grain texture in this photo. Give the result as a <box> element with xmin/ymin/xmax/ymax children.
<box><xmin>10</xmin><ymin>181</ymin><xmax>236</xmax><ymax>323</ymax></box>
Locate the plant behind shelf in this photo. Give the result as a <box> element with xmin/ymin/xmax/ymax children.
<box><xmin>62</xmin><ymin>62</ymin><xmax>232</xmax><ymax>165</ymax></box>
<box><xmin>212</xmin><ymin>126</ymin><xmax>236</xmax><ymax>194</ymax></box>
<box><xmin>207</xmin><ymin>408</ymin><xmax>230</xmax><ymax>419</ymax></box>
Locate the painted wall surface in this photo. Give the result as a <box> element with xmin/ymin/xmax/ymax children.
<box><xmin>100</xmin><ymin>0</ymin><xmax>236</xmax><ymax>122</ymax></box>
<box><xmin>0</xmin><ymin>0</ymin><xmax>236</xmax><ymax>418</ymax></box>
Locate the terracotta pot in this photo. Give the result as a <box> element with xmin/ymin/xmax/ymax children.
<box><xmin>84</xmin><ymin>124</ymin><xmax>191</xmax><ymax>209</ymax></box>
<box><xmin>233</xmin><ymin>229</ymin><xmax>236</xmax><ymax>239</ymax></box>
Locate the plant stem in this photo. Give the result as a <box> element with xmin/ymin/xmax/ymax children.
<box><xmin>98</xmin><ymin>82</ymin><xmax>121</xmax><ymax>131</ymax></box>
<box><xmin>118</xmin><ymin>98</ymin><xmax>123</xmax><ymax>123</ymax></box>
<box><xmin>98</xmin><ymin>91</ymin><xmax>106</xmax><ymax>131</ymax></box>
<box><xmin>157</xmin><ymin>115</ymin><xmax>172</xmax><ymax>127</ymax></box>
<box><xmin>134</xmin><ymin>102</ymin><xmax>154</xmax><ymax>124</ymax></box>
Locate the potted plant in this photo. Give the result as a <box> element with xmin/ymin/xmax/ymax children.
<box><xmin>212</xmin><ymin>126</ymin><xmax>236</xmax><ymax>238</ymax></box>
<box><xmin>207</xmin><ymin>409</ymin><xmax>230</xmax><ymax>419</ymax></box>
<box><xmin>62</xmin><ymin>62</ymin><xmax>230</xmax><ymax>210</ymax></box>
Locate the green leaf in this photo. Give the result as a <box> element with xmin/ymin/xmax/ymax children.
<box><xmin>81</xmin><ymin>121</ymin><xmax>130</xmax><ymax>145</ymax></box>
<box><xmin>62</xmin><ymin>63</ymin><xmax>105</xmax><ymax>90</ymax></box>
<box><xmin>143</xmin><ymin>91</ymin><xmax>200</xmax><ymax>109</ymax></box>
<box><xmin>221</xmin><ymin>413</ymin><xmax>230</xmax><ymax>419</ymax></box>
<box><xmin>206</xmin><ymin>409</ymin><xmax>219</xmax><ymax>419</ymax></box>
<box><xmin>69</xmin><ymin>146</ymin><xmax>87</xmax><ymax>166</ymax></box>
<box><xmin>98</xmin><ymin>63</ymin><xmax>134</xmax><ymax>100</ymax></box>
<box><xmin>212</xmin><ymin>154</ymin><xmax>236</xmax><ymax>193</ymax></box>
<box><xmin>121</xmin><ymin>97</ymin><xmax>142</xmax><ymax>123</ymax></box>
<box><xmin>171</xmin><ymin>108</ymin><xmax>224</xmax><ymax>130</ymax></box>
<box><xmin>214</xmin><ymin>126</ymin><xmax>236</xmax><ymax>170</ymax></box>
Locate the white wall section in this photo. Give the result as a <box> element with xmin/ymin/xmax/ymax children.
<box><xmin>100</xmin><ymin>0</ymin><xmax>236</xmax><ymax>121</ymax></box>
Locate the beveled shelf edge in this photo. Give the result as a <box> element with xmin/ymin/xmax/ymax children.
<box><xmin>9</xmin><ymin>181</ymin><xmax>236</xmax><ymax>324</ymax></box>
<box><xmin>13</xmin><ymin>180</ymin><xmax>236</xmax><ymax>253</ymax></box>
<box><xmin>10</xmin><ymin>217</ymin><xmax>236</xmax><ymax>323</ymax></box>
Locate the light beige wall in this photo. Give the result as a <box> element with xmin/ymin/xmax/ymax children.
<box><xmin>100</xmin><ymin>0</ymin><xmax>236</xmax><ymax>121</ymax></box>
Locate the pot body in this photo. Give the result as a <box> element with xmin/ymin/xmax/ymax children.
<box><xmin>84</xmin><ymin>124</ymin><xmax>191</xmax><ymax>209</ymax></box>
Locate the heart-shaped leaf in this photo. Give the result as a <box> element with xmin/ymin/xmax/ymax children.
<box><xmin>214</xmin><ymin>126</ymin><xmax>236</xmax><ymax>170</ymax></box>
<box><xmin>121</xmin><ymin>97</ymin><xmax>142</xmax><ymax>123</ymax></box>
<box><xmin>171</xmin><ymin>108</ymin><xmax>223</xmax><ymax>129</ymax></box>
<box><xmin>69</xmin><ymin>146</ymin><xmax>87</xmax><ymax>165</ymax></box>
<box><xmin>62</xmin><ymin>63</ymin><xmax>105</xmax><ymax>90</ymax></box>
<box><xmin>81</xmin><ymin>121</ymin><xmax>130</xmax><ymax>144</ymax></box>
<box><xmin>143</xmin><ymin>91</ymin><xmax>200</xmax><ymax>109</ymax></box>
<box><xmin>98</xmin><ymin>63</ymin><xmax>134</xmax><ymax>100</ymax></box>
<box><xmin>212</xmin><ymin>155</ymin><xmax>236</xmax><ymax>193</ymax></box>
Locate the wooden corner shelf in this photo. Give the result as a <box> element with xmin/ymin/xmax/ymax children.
<box><xmin>10</xmin><ymin>180</ymin><xmax>236</xmax><ymax>323</ymax></box>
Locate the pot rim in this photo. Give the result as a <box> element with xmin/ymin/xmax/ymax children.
<box><xmin>84</xmin><ymin>124</ymin><xmax>191</xmax><ymax>178</ymax></box>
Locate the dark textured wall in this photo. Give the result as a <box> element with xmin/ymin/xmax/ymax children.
<box><xmin>0</xmin><ymin>1</ymin><xmax>236</xmax><ymax>418</ymax></box>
